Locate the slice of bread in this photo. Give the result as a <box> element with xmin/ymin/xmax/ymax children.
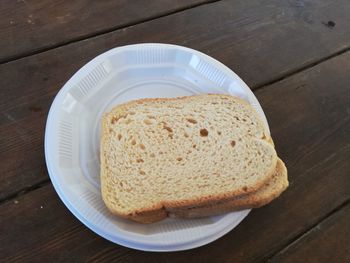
<box><xmin>168</xmin><ymin>158</ymin><xmax>288</xmax><ymax>218</ymax></box>
<box><xmin>100</xmin><ymin>94</ymin><xmax>278</xmax><ymax>223</ymax></box>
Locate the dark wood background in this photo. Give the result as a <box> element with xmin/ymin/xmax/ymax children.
<box><xmin>1</xmin><ymin>0</ymin><xmax>349</xmax><ymax>262</ymax></box>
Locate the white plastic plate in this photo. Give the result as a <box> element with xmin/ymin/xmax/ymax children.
<box><xmin>45</xmin><ymin>43</ymin><xmax>270</xmax><ymax>251</ymax></box>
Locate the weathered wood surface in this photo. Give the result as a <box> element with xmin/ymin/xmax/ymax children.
<box><xmin>0</xmin><ymin>0</ymin><xmax>212</xmax><ymax>62</ymax></box>
<box><xmin>2</xmin><ymin>0</ymin><xmax>350</xmax><ymax>200</ymax></box>
<box><xmin>1</xmin><ymin>50</ymin><xmax>349</xmax><ymax>262</ymax></box>
<box><xmin>270</xmin><ymin>203</ymin><xmax>350</xmax><ymax>263</ymax></box>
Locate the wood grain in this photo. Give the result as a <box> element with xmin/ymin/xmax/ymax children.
<box><xmin>269</xmin><ymin>203</ymin><xmax>350</xmax><ymax>263</ymax></box>
<box><xmin>1</xmin><ymin>0</ymin><xmax>350</xmax><ymax>200</ymax></box>
<box><xmin>0</xmin><ymin>184</ymin><xmax>107</xmax><ymax>262</ymax></box>
<box><xmin>0</xmin><ymin>0</ymin><xmax>212</xmax><ymax>62</ymax></box>
<box><xmin>1</xmin><ymin>50</ymin><xmax>349</xmax><ymax>262</ymax></box>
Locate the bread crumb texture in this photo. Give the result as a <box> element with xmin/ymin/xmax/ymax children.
<box><xmin>100</xmin><ymin>94</ymin><xmax>283</xmax><ymax>221</ymax></box>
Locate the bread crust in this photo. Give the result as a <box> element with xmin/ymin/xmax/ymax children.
<box><xmin>168</xmin><ymin>159</ymin><xmax>288</xmax><ymax>219</ymax></box>
<box><xmin>100</xmin><ymin>94</ymin><xmax>284</xmax><ymax>223</ymax></box>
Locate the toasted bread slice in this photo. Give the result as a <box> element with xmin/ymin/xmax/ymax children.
<box><xmin>100</xmin><ymin>94</ymin><xmax>278</xmax><ymax>223</ymax></box>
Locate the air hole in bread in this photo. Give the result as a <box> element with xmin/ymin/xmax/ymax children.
<box><xmin>150</xmin><ymin>153</ymin><xmax>155</xmax><ymax>158</ymax></box>
<box><xmin>139</xmin><ymin>170</ymin><xmax>145</xmax><ymax>175</ymax></box>
<box><xmin>261</xmin><ymin>134</ymin><xmax>267</xmax><ymax>140</ymax></box>
<box><xmin>186</xmin><ymin>118</ymin><xmax>197</xmax><ymax>124</ymax></box>
<box><xmin>117</xmin><ymin>134</ymin><xmax>122</xmax><ymax>140</ymax></box>
<box><xmin>192</xmin><ymin>144</ymin><xmax>196</xmax><ymax>148</ymax></box>
<box><xmin>125</xmin><ymin>119</ymin><xmax>132</xmax><ymax>124</ymax></box>
<box><xmin>200</xmin><ymin>129</ymin><xmax>208</xmax><ymax>137</ymax></box>
<box><xmin>184</xmin><ymin>132</ymin><xmax>189</xmax><ymax>138</ymax></box>
<box><xmin>140</xmin><ymin>144</ymin><xmax>146</xmax><ymax>150</ymax></box>
<box><xmin>136</xmin><ymin>158</ymin><xmax>144</xmax><ymax>163</ymax></box>
<box><xmin>111</xmin><ymin>116</ymin><xmax>119</xmax><ymax>124</ymax></box>
<box><xmin>177</xmin><ymin>157</ymin><xmax>183</xmax><ymax>161</ymax></box>
<box><xmin>129</xmin><ymin>112</ymin><xmax>136</xmax><ymax>115</ymax></box>
<box><xmin>217</xmin><ymin>131</ymin><xmax>222</xmax><ymax>135</ymax></box>
<box><xmin>231</xmin><ymin>140</ymin><xmax>236</xmax><ymax>147</ymax></box>
<box><xmin>144</xmin><ymin>119</ymin><xmax>152</xmax><ymax>125</ymax></box>
<box><xmin>131</xmin><ymin>139</ymin><xmax>136</xmax><ymax>145</ymax></box>
<box><xmin>163</xmin><ymin>124</ymin><xmax>173</xmax><ymax>133</ymax></box>
<box><xmin>242</xmin><ymin>118</ymin><xmax>247</xmax><ymax>122</ymax></box>
<box><xmin>234</xmin><ymin>116</ymin><xmax>240</xmax><ymax>121</ymax></box>
<box><xmin>242</xmin><ymin>186</ymin><xmax>248</xmax><ymax>192</ymax></box>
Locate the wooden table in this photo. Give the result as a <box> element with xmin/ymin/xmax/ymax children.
<box><xmin>1</xmin><ymin>1</ymin><xmax>349</xmax><ymax>262</ymax></box>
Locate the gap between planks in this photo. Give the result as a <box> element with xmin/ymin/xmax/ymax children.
<box><xmin>252</xmin><ymin>46</ymin><xmax>350</xmax><ymax>92</ymax></box>
<box><xmin>264</xmin><ymin>198</ymin><xmax>350</xmax><ymax>263</ymax></box>
<box><xmin>0</xmin><ymin>0</ymin><xmax>220</xmax><ymax>65</ymax></box>
<box><xmin>0</xmin><ymin>179</ymin><xmax>50</xmax><ymax>205</ymax></box>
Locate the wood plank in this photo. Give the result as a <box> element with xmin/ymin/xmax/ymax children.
<box><xmin>1</xmin><ymin>0</ymin><xmax>350</xmax><ymax>200</ymax></box>
<box><xmin>270</xmin><ymin>203</ymin><xmax>350</xmax><ymax>263</ymax></box>
<box><xmin>1</xmin><ymin>50</ymin><xmax>350</xmax><ymax>261</ymax></box>
<box><xmin>0</xmin><ymin>0</ymin><xmax>211</xmax><ymax>62</ymax></box>
<box><xmin>0</xmin><ymin>185</ymin><xmax>108</xmax><ymax>262</ymax></box>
